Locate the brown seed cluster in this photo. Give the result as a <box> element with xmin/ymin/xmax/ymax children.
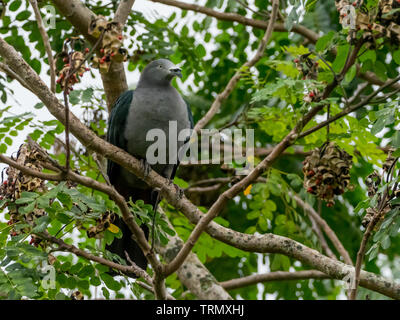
<box><xmin>56</xmin><ymin>38</ymin><xmax>91</xmax><ymax>94</ymax></box>
<box><xmin>1</xmin><ymin>144</ymin><xmax>46</xmax><ymax>243</ymax></box>
<box><xmin>303</xmin><ymin>142</ymin><xmax>353</xmax><ymax>207</ymax></box>
<box><xmin>70</xmin><ymin>291</ymin><xmax>84</xmax><ymax>300</ymax></box>
<box><xmin>87</xmin><ymin>211</ymin><xmax>115</xmax><ymax>239</ymax></box>
<box><xmin>362</xmin><ymin>149</ymin><xmax>400</xmax><ymax>228</ymax></box>
<box><xmin>293</xmin><ymin>53</ymin><xmax>320</xmax><ymax>103</ymax></box>
<box><xmin>89</xmin><ymin>16</ymin><xmax>128</xmax><ymax>73</ymax></box>
<box><xmin>336</xmin><ymin>0</ymin><xmax>400</xmax><ymax>47</ymax></box>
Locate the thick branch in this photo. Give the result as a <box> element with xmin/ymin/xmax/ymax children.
<box><xmin>114</xmin><ymin>0</ymin><xmax>136</xmax><ymax>25</ymax></box>
<box><xmin>156</xmin><ymin>210</ymin><xmax>232</xmax><ymax>300</ymax></box>
<box><xmin>221</xmin><ymin>270</ymin><xmax>328</xmax><ymax>291</ymax></box>
<box><xmin>0</xmin><ymin>62</ymin><xmax>32</xmax><ymax>91</ymax></box>
<box><xmin>195</xmin><ymin>219</ymin><xmax>400</xmax><ymax>299</ymax></box>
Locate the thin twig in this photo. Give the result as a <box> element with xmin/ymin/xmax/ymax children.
<box><xmin>93</xmin><ymin>152</ymin><xmax>111</xmax><ymax>185</ymax></box>
<box><xmin>298</xmin><ymin>74</ymin><xmax>400</xmax><ymax>140</ymax></box>
<box><xmin>349</xmin><ymin>160</ymin><xmax>399</xmax><ymax>300</ymax></box>
<box><xmin>291</xmin><ymin>193</ymin><xmax>353</xmax><ymax>266</ymax></box>
<box><xmin>124</xmin><ymin>250</ymin><xmax>153</xmax><ymax>283</ymax></box>
<box><xmin>62</xmin><ymin>32</ymin><xmax>104</xmax><ymax>172</ymax></box>
<box><xmin>29</xmin><ymin>0</ymin><xmax>57</xmax><ymax>93</ymax></box>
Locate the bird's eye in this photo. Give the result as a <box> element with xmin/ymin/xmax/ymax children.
<box><xmin>158</xmin><ymin>65</ymin><xmax>162</xmax><ymax>69</ymax></box>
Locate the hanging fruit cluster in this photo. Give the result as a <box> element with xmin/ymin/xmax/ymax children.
<box><xmin>293</xmin><ymin>53</ymin><xmax>321</xmax><ymax>103</ymax></box>
<box><xmin>335</xmin><ymin>0</ymin><xmax>400</xmax><ymax>47</ymax></box>
<box><xmin>362</xmin><ymin>149</ymin><xmax>400</xmax><ymax>228</ymax></box>
<box><xmin>88</xmin><ymin>16</ymin><xmax>128</xmax><ymax>73</ymax></box>
<box><xmin>86</xmin><ymin>211</ymin><xmax>116</xmax><ymax>239</ymax></box>
<box><xmin>56</xmin><ymin>37</ymin><xmax>91</xmax><ymax>94</ymax></box>
<box><xmin>0</xmin><ymin>144</ymin><xmax>47</xmax><ymax>245</ymax></box>
<box><xmin>303</xmin><ymin>142</ymin><xmax>353</xmax><ymax>207</ymax></box>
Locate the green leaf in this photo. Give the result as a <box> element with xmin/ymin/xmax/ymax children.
<box><xmin>195</xmin><ymin>44</ymin><xmax>206</xmax><ymax>58</ymax></box>
<box><xmin>332</xmin><ymin>45</ymin><xmax>350</xmax><ymax>73</ymax></box>
<box><xmin>344</xmin><ymin>65</ymin><xmax>356</xmax><ymax>83</ymax></box>
<box><xmin>32</xmin><ymin>216</ymin><xmax>50</xmax><ymax>233</ymax></box>
<box><xmin>391</xmin><ymin>131</ymin><xmax>400</xmax><ymax>148</ymax></box>
<box><xmin>393</xmin><ymin>50</ymin><xmax>400</xmax><ymax>65</ymax></box>
<box><xmin>77</xmin><ymin>265</ymin><xmax>95</xmax><ymax>279</ymax></box>
<box><xmin>33</xmin><ymin>102</ymin><xmax>44</xmax><ymax>110</ymax></box>
<box><xmin>81</xmin><ymin>88</ymin><xmax>94</xmax><ymax>103</ymax></box>
<box><xmin>315</xmin><ymin>31</ymin><xmax>335</xmax><ymax>52</ymax></box>
<box><xmin>374</xmin><ymin>60</ymin><xmax>387</xmax><ymax>81</ymax></box>
<box><xmin>100</xmin><ymin>273</ymin><xmax>122</xmax><ymax>291</ymax></box>
<box><xmin>16</xmin><ymin>10</ymin><xmax>31</xmax><ymax>21</ymax></box>
<box><xmin>9</xmin><ymin>0</ymin><xmax>22</xmax><ymax>12</ymax></box>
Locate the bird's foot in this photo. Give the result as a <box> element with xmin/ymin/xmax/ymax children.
<box><xmin>140</xmin><ymin>159</ymin><xmax>151</xmax><ymax>178</ymax></box>
<box><xmin>167</xmin><ymin>180</ymin><xmax>184</xmax><ymax>201</ymax></box>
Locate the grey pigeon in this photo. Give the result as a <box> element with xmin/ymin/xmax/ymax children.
<box><xmin>106</xmin><ymin>59</ymin><xmax>194</xmax><ymax>274</ymax></box>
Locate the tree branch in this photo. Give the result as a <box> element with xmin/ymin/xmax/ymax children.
<box><xmin>40</xmin><ymin>232</ymin><xmax>148</xmax><ymax>279</ymax></box>
<box><xmin>220</xmin><ymin>270</ymin><xmax>329</xmax><ymax>291</ymax></box>
<box><xmin>0</xmin><ymin>62</ymin><xmax>32</xmax><ymax>91</ymax></box>
<box><xmin>156</xmin><ymin>210</ymin><xmax>232</xmax><ymax>300</ymax></box>
<box><xmin>298</xmin><ymin>74</ymin><xmax>400</xmax><ymax>140</ymax></box>
<box><xmin>0</xmin><ymin>148</ymin><xmax>167</xmax><ymax>298</ymax></box>
<box><xmin>29</xmin><ymin>0</ymin><xmax>56</xmax><ymax>93</ymax></box>
<box><xmin>149</xmin><ymin>0</ymin><xmax>319</xmax><ymax>43</ymax></box>
<box><xmin>114</xmin><ymin>0</ymin><xmax>136</xmax><ymax>25</ymax></box>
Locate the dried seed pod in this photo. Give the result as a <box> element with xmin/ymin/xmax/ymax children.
<box><xmin>335</xmin><ymin>0</ymin><xmax>400</xmax><ymax>46</ymax></box>
<box><xmin>86</xmin><ymin>211</ymin><xmax>115</xmax><ymax>238</ymax></box>
<box><xmin>88</xmin><ymin>15</ymin><xmax>108</xmax><ymax>38</ymax></box>
<box><xmin>303</xmin><ymin>142</ymin><xmax>353</xmax><ymax>207</ymax></box>
<box><xmin>362</xmin><ymin>207</ymin><xmax>376</xmax><ymax>228</ymax></box>
<box><xmin>71</xmin><ymin>291</ymin><xmax>84</xmax><ymax>300</ymax></box>
<box><xmin>0</xmin><ymin>143</ymin><xmax>48</xmax><ymax>238</ymax></box>
<box><xmin>365</xmin><ymin>171</ymin><xmax>381</xmax><ymax>197</ymax></box>
<box><xmin>361</xmin><ymin>150</ymin><xmax>399</xmax><ymax>228</ymax></box>
<box><xmin>88</xmin><ymin>19</ymin><xmax>127</xmax><ymax>73</ymax></box>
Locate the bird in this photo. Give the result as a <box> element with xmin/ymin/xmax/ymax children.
<box><xmin>106</xmin><ymin>59</ymin><xmax>194</xmax><ymax>274</ymax></box>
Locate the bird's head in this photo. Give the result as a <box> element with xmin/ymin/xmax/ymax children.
<box><xmin>138</xmin><ymin>59</ymin><xmax>182</xmax><ymax>87</ymax></box>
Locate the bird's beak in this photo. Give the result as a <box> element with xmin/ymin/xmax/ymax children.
<box><xmin>169</xmin><ymin>67</ymin><xmax>182</xmax><ymax>79</ymax></box>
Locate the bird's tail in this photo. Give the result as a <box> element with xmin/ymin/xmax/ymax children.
<box><xmin>106</xmin><ymin>186</ymin><xmax>152</xmax><ymax>277</ymax></box>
